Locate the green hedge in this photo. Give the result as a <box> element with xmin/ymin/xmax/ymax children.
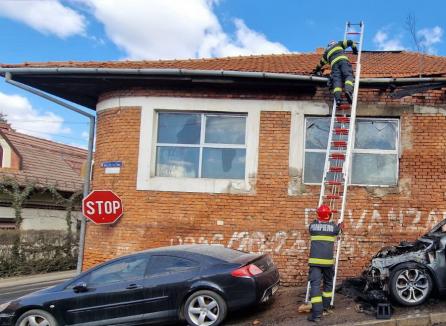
<box><xmin>0</xmin><ymin>230</ymin><xmax>78</xmax><ymax>277</ymax></box>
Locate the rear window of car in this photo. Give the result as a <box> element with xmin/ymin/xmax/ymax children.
<box><xmin>146</xmin><ymin>255</ymin><xmax>199</xmax><ymax>277</ymax></box>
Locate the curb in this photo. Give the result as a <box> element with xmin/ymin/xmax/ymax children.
<box><xmin>335</xmin><ymin>311</ymin><xmax>446</xmax><ymax>326</ymax></box>
<box><xmin>0</xmin><ymin>270</ymin><xmax>76</xmax><ymax>288</ymax></box>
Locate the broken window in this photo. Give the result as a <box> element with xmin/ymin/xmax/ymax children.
<box><xmin>155</xmin><ymin>112</ymin><xmax>246</xmax><ymax>179</ymax></box>
<box><xmin>304</xmin><ymin>117</ymin><xmax>399</xmax><ymax>185</ymax></box>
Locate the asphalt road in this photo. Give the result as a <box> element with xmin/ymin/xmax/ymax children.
<box><xmin>0</xmin><ymin>279</ymin><xmax>67</xmax><ymax>304</ymax></box>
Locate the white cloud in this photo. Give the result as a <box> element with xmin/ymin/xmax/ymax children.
<box><xmin>373</xmin><ymin>30</ymin><xmax>406</xmax><ymax>51</ymax></box>
<box><xmin>0</xmin><ymin>92</ymin><xmax>70</xmax><ymax>139</ymax></box>
<box><xmin>417</xmin><ymin>26</ymin><xmax>443</xmax><ymax>54</ymax></box>
<box><xmin>0</xmin><ymin>0</ymin><xmax>86</xmax><ymax>38</ymax></box>
<box><xmin>81</xmin><ymin>0</ymin><xmax>288</xmax><ymax>59</ymax></box>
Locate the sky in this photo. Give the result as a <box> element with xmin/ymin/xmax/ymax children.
<box><xmin>0</xmin><ymin>0</ymin><xmax>445</xmax><ymax>148</ymax></box>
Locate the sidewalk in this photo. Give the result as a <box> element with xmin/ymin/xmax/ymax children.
<box><xmin>226</xmin><ymin>286</ymin><xmax>446</xmax><ymax>326</ymax></box>
<box><xmin>0</xmin><ymin>270</ymin><xmax>76</xmax><ymax>289</ymax></box>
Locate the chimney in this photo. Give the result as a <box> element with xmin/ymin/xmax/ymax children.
<box><xmin>315</xmin><ymin>47</ymin><xmax>325</xmax><ymax>54</ymax></box>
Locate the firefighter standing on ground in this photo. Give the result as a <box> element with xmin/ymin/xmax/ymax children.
<box><xmin>312</xmin><ymin>40</ymin><xmax>358</xmax><ymax>106</ymax></box>
<box><xmin>307</xmin><ymin>205</ymin><xmax>341</xmax><ymax>322</ymax></box>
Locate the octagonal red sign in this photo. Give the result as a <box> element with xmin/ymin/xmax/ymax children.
<box><xmin>82</xmin><ymin>190</ymin><xmax>123</xmax><ymax>224</ymax></box>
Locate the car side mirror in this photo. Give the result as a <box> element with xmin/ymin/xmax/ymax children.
<box><xmin>73</xmin><ymin>282</ymin><xmax>88</xmax><ymax>293</ymax></box>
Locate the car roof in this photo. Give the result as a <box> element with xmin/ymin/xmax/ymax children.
<box><xmin>138</xmin><ymin>244</ymin><xmax>247</xmax><ymax>262</ymax></box>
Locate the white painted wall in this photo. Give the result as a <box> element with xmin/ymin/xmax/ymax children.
<box><xmin>0</xmin><ymin>137</ymin><xmax>12</xmax><ymax>168</ymax></box>
<box><xmin>0</xmin><ymin>206</ymin><xmax>81</xmax><ymax>231</ymax></box>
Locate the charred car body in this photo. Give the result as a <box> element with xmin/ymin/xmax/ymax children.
<box><xmin>365</xmin><ymin>219</ymin><xmax>446</xmax><ymax>306</ymax></box>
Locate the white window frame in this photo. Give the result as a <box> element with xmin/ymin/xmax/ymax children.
<box><xmin>154</xmin><ymin>111</ymin><xmax>248</xmax><ymax>179</ymax></box>
<box><xmin>102</xmin><ymin>97</ymin><xmax>263</xmax><ymax>194</ymax></box>
<box><xmin>303</xmin><ymin>116</ymin><xmax>400</xmax><ymax>187</ymax></box>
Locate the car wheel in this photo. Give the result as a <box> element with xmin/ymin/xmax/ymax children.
<box><xmin>184</xmin><ymin>290</ymin><xmax>227</xmax><ymax>326</ymax></box>
<box><xmin>389</xmin><ymin>264</ymin><xmax>432</xmax><ymax>306</ymax></box>
<box><xmin>16</xmin><ymin>309</ymin><xmax>58</xmax><ymax>326</ymax></box>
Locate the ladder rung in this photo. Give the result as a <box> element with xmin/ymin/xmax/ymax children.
<box><xmin>337</xmin><ymin>104</ymin><xmax>351</xmax><ymax>110</ymax></box>
<box><xmin>332</xmin><ymin>141</ymin><xmax>347</xmax><ymax>147</ymax></box>
<box><xmin>334</xmin><ymin>128</ymin><xmax>349</xmax><ymax>135</ymax></box>
<box><xmin>331</xmin><ymin>209</ymin><xmax>339</xmax><ymax>214</ymax></box>
<box><xmin>329</xmin><ymin>167</ymin><xmax>343</xmax><ymax>173</ymax></box>
<box><xmin>336</xmin><ymin>117</ymin><xmax>350</xmax><ymax>123</ymax></box>
<box><xmin>326</xmin><ymin>180</ymin><xmax>342</xmax><ymax>186</ymax></box>
<box><xmin>326</xmin><ymin>194</ymin><xmax>342</xmax><ymax>199</ymax></box>
<box><xmin>347</xmin><ymin>32</ymin><xmax>361</xmax><ymax>35</ymax></box>
<box><xmin>330</xmin><ymin>153</ymin><xmax>346</xmax><ymax>160</ymax></box>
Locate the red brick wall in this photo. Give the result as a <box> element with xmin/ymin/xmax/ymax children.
<box><xmin>84</xmin><ymin>86</ymin><xmax>446</xmax><ymax>285</ymax></box>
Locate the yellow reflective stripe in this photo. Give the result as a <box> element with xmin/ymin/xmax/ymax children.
<box><xmin>333</xmin><ymin>87</ymin><xmax>343</xmax><ymax>93</ymax></box>
<box><xmin>343</xmin><ymin>40</ymin><xmax>348</xmax><ymax>48</ymax></box>
<box><xmin>331</xmin><ymin>55</ymin><xmax>349</xmax><ymax>66</ymax></box>
<box><xmin>311</xmin><ymin>296</ymin><xmax>323</xmax><ymax>304</ymax></box>
<box><xmin>345</xmin><ymin>80</ymin><xmax>354</xmax><ymax>86</ymax></box>
<box><xmin>322</xmin><ymin>58</ymin><xmax>328</xmax><ymax>64</ymax></box>
<box><xmin>309</xmin><ymin>258</ymin><xmax>335</xmax><ymax>265</ymax></box>
<box><xmin>323</xmin><ymin>291</ymin><xmax>333</xmax><ymax>298</ymax></box>
<box><xmin>327</xmin><ymin>46</ymin><xmax>343</xmax><ymax>60</ymax></box>
<box><xmin>311</xmin><ymin>235</ymin><xmax>336</xmax><ymax>242</ymax></box>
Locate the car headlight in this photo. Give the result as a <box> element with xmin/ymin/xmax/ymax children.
<box><xmin>0</xmin><ymin>301</ymin><xmax>10</xmax><ymax>312</ymax></box>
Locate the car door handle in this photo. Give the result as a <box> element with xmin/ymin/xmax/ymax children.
<box><xmin>126</xmin><ymin>284</ymin><xmax>142</xmax><ymax>290</ymax></box>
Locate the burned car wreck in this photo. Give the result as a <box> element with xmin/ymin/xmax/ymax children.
<box><xmin>365</xmin><ymin>219</ymin><xmax>446</xmax><ymax>306</ymax></box>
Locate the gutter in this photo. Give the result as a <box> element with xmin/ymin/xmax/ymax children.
<box><xmin>1</xmin><ymin>67</ymin><xmax>446</xmax><ymax>84</ymax></box>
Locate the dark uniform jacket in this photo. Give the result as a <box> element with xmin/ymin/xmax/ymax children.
<box><xmin>315</xmin><ymin>40</ymin><xmax>357</xmax><ymax>72</ymax></box>
<box><xmin>308</xmin><ymin>220</ymin><xmax>340</xmax><ymax>267</ymax></box>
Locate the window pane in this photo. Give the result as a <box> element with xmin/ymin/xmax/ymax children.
<box><xmin>89</xmin><ymin>257</ymin><xmax>148</xmax><ymax>286</ymax></box>
<box><xmin>304</xmin><ymin>152</ymin><xmax>326</xmax><ymax>183</ymax></box>
<box><xmin>355</xmin><ymin>120</ymin><xmax>397</xmax><ymax>150</ymax></box>
<box><xmin>147</xmin><ymin>256</ymin><xmax>199</xmax><ymax>277</ymax></box>
<box><xmin>351</xmin><ymin>154</ymin><xmax>397</xmax><ymax>185</ymax></box>
<box><xmin>156</xmin><ymin>147</ymin><xmax>199</xmax><ymax>177</ymax></box>
<box><xmin>205</xmin><ymin>115</ymin><xmax>246</xmax><ymax>144</ymax></box>
<box><xmin>202</xmin><ymin>148</ymin><xmax>246</xmax><ymax>179</ymax></box>
<box><xmin>306</xmin><ymin>117</ymin><xmax>330</xmax><ymax>149</ymax></box>
<box><xmin>157</xmin><ymin>113</ymin><xmax>201</xmax><ymax>144</ymax></box>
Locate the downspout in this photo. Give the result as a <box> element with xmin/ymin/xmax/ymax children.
<box><xmin>4</xmin><ymin>72</ymin><xmax>94</xmax><ymax>275</ymax></box>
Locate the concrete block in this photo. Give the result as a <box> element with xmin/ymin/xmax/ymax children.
<box><xmin>396</xmin><ymin>316</ymin><xmax>430</xmax><ymax>326</ymax></box>
<box><xmin>430</xmin><ymin>312</ymin><xmax>446</xmax><ymax>325</ymax></box>
<box><xmin>350</xmin><ymin>319</ymin><xmax>396</xmax><ymax>326</ymax></box>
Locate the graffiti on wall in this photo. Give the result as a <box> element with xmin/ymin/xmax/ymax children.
<box><xmin>170</xmin><ymin>208</ymin><xmax>446</xmax><ymax>256</ymax></box>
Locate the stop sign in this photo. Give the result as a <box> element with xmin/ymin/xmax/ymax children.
<box><xmin>82</xmin><ymin>190</ymin><xmax>123</xmax><ymax>224</ymax></box>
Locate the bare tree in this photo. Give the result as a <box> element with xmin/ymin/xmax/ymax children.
<box><xmin>405</xmin><ymin>14</ymin><xmax>425</xmax><ymax>77</ymax></box>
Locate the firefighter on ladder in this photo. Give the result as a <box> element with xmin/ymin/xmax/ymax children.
<box><xmin>312</xmin><ymin>40</ymin><xmax>358</xmax><ymax>106</ymax></box>
<box><xmin>307</xmin><ymin>204</ymin><xmax>342</xmax><ymax>322</ymax></box>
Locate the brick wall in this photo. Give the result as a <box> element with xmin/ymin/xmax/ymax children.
<box><xmin>84</xmin><ymin>86</ymin><xmax>446</xmax><ymax>285</ymax></box>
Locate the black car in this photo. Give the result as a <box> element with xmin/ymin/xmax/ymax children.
<box><xmin>0</xmin><ymin>245</ymin><xmax>280</xmax><ymax>326</ymax></box>
<box><xmin>366</xmin><ymin>219</ymin><xmax>446</xmax><ymax>306</ymax></box>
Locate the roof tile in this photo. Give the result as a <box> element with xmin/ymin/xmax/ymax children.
<box><xmin>3</xmin><ymin>51</ymin><xmax>446</xmax><ymax>78</ymax></box>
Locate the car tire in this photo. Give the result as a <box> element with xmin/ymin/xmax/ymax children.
<box><xmin>15</xmin><ymin>309</ymin><xmax>58</xmax><ymax>326</ymax></box>
<box><xmin>389</xmin><ymin>263</ymin><xmax>433</xmax><ymax>306</ymax></box>
<box><xmin>183</xmin><ymin>290</ymin><xmax>227</xmax><ymax>326</ymax></box>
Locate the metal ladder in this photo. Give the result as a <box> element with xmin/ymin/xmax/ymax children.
<box><xmin>305</xmin><ymin>21</ymin><xmax>365</xmax><ymax>306</ymax></box>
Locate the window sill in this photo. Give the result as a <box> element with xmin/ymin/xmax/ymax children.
<box><xmin>137</xmin><ymin>176</ymin><xmax>255</xmax><ymax>194</ymax></box>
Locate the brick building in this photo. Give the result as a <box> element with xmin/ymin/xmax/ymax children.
<box><xmin>2</xmin><ymin>51</ymin><xmax>446</xmax><ymax>284</ymax></box>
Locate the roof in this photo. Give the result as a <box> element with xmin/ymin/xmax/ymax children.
<box><xmin>2</xmin><ymin>51</ymin><xmax>446</xmax><ymax>110</ymax></box>
<box><xmin>0</xmin><ymin>124</ymin><xmax>87</xmax><ymax>192</ymax></box>
<box><xmin>3</xmin><ymin>51</ymin><xmax>446</xmax><ymax>78</ymax></box>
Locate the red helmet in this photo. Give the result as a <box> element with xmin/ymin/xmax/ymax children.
<box><xmin>316</xmin><ymin>205</ymin><xmax>332</xmax><ymax>221</ymax></box>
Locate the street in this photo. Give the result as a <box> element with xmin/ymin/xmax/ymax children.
<box><xmin>0</xmin><ymin>279</ymin><xmax>67</xmax><ymax>304</ymax></box>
